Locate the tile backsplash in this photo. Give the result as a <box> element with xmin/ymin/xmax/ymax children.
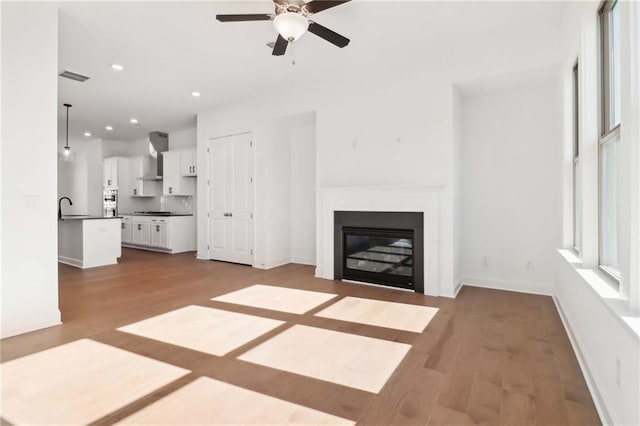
<box><xmin>132</xmin><ymin>196</ymin><xmax>193</xmax><ymax>214</ymax></box>
<box><xmin>161</xmin><ymin>196</ymin><xmax>193</xmax><ymax>214</ymax></box>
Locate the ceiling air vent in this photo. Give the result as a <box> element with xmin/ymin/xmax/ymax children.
<box><xmin>59</xmin><ymin>70</ymin><xmax>90</xmax><ymax>82</ymax></box>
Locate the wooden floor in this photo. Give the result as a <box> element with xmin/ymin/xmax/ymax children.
<box><xmin>0</xmin><ymin>249</ymin><xmax>600</xmax><ymax>425</ymax></box>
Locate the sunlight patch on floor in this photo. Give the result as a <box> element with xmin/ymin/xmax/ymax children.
<box><xmin>118</xmin><ymin>376</ymin><xmax>355</xmax><ymax>425</ymax></box>
<box><xmin>315</xmin><ymin>296</ymin><xmax>439</xmax><ymax>332</ymax></box>
<box><xmin>118</xmin><ymin>305</ymin><xmax>285</xmax><ymax>356</ymax></box>
<box><xmin>0</xmin><ymin>339</ymin><xmax>188</xmax><ymax>425</ymax></box>
<box><xmin>211</xmin><ymin>284</ymin><xmax>338</xmax><ymax>314</ymax></box>
<box><xmin>238</xmin><ymin>325</ymin><xmax>411</xmax><ymax>393</ymax></box>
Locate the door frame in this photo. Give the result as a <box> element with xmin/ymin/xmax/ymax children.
<box><xmin>206</xmin><ymin>132</ymin><xmax>255</xmax><ymax>266</ymax></box>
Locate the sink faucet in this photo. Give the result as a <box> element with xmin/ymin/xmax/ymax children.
<box><xmin>58</xmin><ymin>197</ymin><xmax>73</xmax><ymax>219</ymax></box>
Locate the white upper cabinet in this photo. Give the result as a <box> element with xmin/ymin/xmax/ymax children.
<box><xmin>103</xmin><ymin>158</ymin><xmax>118</xmax><ymax>189</ymax></box>
<box><xmin>103</xmin><ymin>157</ymin><xmax>130</xmax><ymax>192</ymax></box>
<box><xmin>180</xmin><ymin>149</ymin><xmax>197</xmax><ymax>177</ymax></box>
<box><xmin>163</xmin><ymin>151</ymin><xmax>193</xmax><ymax>196</ymax></box>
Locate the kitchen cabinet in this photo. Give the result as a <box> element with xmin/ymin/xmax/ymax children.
<box><xmin>121</xmin><ymin>216</ymin><xmax>132</xmax><ymax>244</ymax></box>
<box><xmin>163</xmin><ymin>151</ymin><xmax>194</xmax><ymax>196</ymax></box>
<box><xmin>180</xmin><ymin>149</ymin><xmax>197</xmax><ymax>177</ymax></box>
<box><xmin>103</xmin><ymin>157</ymin><xmax>132</xmax><ymax>194</ymax></box>
<box><xmin>132</xmin><ymin>220</ymin><xmax>151</xmax><ymax>246</ymax></box>
<box><xmin>103</xmin><ymin>158</ymin><xmax>118</xmax><ymax>189</ymax></box>
<box><xmin>122</xmin><ymin>215</ymin><xmax>195</xmax><ymax>253</ymax></box>
<box><xmin>129</xmin><ymin>156</ymin><xmax>159</xmax><ymax>197</ymax></box>
<box><xmin>150</xmin><ymin>218</ymin><xmax>169</xmax><ymax>248</ymax></box>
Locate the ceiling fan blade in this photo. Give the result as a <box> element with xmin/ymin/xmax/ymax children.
<box><xmin>216</xmin><ymin>14</ymin><xmax>272</xmax><ymax>22</ymax></box>
<box><xmin>303</xmin><ymin>0</ymin><xmax>351</xmax><ymax>14</ymax></box>
<box><xmin>272</xmin><ymin>35</ymin><xmax>288</xmax><ymax>56</ymax></box>
<box><xmin>308</xmin><ymin>22</ymin><xmax>350</xmax><ymax>48</ymax></box>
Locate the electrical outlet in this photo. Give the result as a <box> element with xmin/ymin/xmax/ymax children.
<box><xmin>482</xmin><ymin>256</ymin><xmax>490</xmax><ymax>267</ymax></box>
<box><xmin>616</xmin><ymin>357</ymin><xmax>622</xmax><ymax>387</ymax></box>
<box><xmin>525</xmin><ymin>260</ymin><xmax>534</xmax><ymax>270</ymax></box>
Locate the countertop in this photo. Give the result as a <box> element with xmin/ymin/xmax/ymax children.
<box><xmin>118</xmin><ymin>213</ymin><xmax>194</xmax><ymax>217</ymax></box>
<box><xmin>59</xmin><ymin>215</ymin><xmax>122</xmax><ymax>221</ymax></box>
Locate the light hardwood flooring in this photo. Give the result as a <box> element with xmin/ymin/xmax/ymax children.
<box><xmin>0</xmin><ymin>248</ymin><xmax>601</xmax><ymax>425</ymax></box>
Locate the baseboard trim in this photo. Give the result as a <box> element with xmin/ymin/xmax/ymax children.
<box><xmin>122</xmin><ymin>244</ymin><xmax>172</xmax><ymax>254</ymax></box>
<box><xmin>453</xmin><ymin>278</ymin><xmax>464</xmax><ymax>297</ymax></box>
<box><xmin>553</xmin><ymin>295</ymin><xmax>617</xmax><ymax>426</ymax></box>
<box><xmin>290</xmin><ymin>257</ymin><xmax>316</xmax><ymax>266</ymax></box>
<box><xmin>58</xmin><ymin>255</ymin><xmax>118</xmax><ymax>269</ymax></box>
<box><xmin>196</xmin><ymin>251</ymin><xmax>208</xmax><ymax>260</ymax></box>
<box><xmin>460</xmin><ymin>276</ymin><xmax>553</xmax><ymax>296</ymax></box>
<box><xmin>58</xmin><ymin>256</ymin><xmax>82</xmax><ymax>268</ymax></box>
<box><xmin>0</xmin><ymin>315</ymin><xmax>62</xmax><ymax>339</ymax></box>
<box><xmin>253</xmin><ymin>260</ymin><xmax>290</xmax><ymax>270</ymax></box>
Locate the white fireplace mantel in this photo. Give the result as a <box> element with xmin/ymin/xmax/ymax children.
<box><xmin>315</xmin><ymin>185</ymin><xmax>443</xmax><ymax>296</ymax></box>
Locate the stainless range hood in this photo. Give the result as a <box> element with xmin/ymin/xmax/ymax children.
<box><xmin>142</xmin><ymin>131</ymin><xmax>168</xmax><ymax>179</ymax></box>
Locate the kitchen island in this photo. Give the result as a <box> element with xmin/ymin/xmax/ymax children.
<box><xmin>58</xmin><ymin>216</ymin><xmax>121</xmax><ymax>268</ymax></box>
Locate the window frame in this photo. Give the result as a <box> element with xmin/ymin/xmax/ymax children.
<box><xmin>599</xmin><ymin>0</ymin><xmax>621</xmax><ymax>135</ymax></box>
<box><xmin>572</xmin><ymin>61</ymin><xmax>581</xmax><ymax>254</ymax></box>
<box><xmin>598</xmin><ymin>0</ymin><xmax>621</xmax><ymax>283</ymax></box>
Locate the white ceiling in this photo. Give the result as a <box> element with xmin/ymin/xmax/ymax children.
<box><xmin>58</xmin><ymin>1</ymin><xmax>572</xmax><ymax>141</ymax></box>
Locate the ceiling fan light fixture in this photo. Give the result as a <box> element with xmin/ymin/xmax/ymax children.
<box><xmin>273</xmin><ymin>12</ymin><xmax>308</xmax><ymax>42</ymax></box>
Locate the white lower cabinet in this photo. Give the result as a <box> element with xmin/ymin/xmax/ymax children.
<box><xmin>122</xmin><ymin>215</ymin><xmax>195</xmax><ymax>253</ymax></box>
<box><xmin>150</xmin><ymin>218</ymin><xmax>169</xmax><ymax>249</ymax></box>
<box><xmin>121</xmin><ymin>216</ymin><xmax>132</xmax><ymax>244</ymax></box>
<box><xmin>132</xmin><ymin>221</ymin><xmax>151</xmax><ymax>246</ymax></box>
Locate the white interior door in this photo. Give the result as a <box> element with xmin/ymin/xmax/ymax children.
<box><xmin>209</xmin><ymin>133</ymin><xmax>254</xmax><ymax>265</ymax></box>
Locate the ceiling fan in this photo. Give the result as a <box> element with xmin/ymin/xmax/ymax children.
<box><xmin>216</xmin><ymin>0</ymin><xmax>351</xmax><ymax>56</ymax></box>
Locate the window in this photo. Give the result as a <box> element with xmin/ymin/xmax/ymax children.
<box><xmin>573</xmin><ymin>62</ymin><xmax>582</xmax><ymax>253</ymax></box>
<box><xmin>599</xmin><ymin>0</ymin><xmax>621</xmax><ymax>280</ymax></box>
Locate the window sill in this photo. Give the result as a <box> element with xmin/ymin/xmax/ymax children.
<box><xmin>557</xmin><ymin>249</ymin><xmax>640</xmax><ymax>342</ymax></box>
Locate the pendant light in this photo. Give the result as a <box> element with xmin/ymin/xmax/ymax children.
<box><xmin>62</xmin><ymin>103</ymin><xmax>73</xmax><ymax>162</ymax></box>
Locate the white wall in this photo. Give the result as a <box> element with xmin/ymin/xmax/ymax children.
<box><xmin>1</xmin><ymin>3</ymin><xmax>61</xmax><ymax>338</ymax></box>
<box><xmin>169</xmin><ymin>127</ymin><xmax>196</xmax><ymax>151</ymax></box>
<box><xmin>254</xmin><ymin>120</ymin><xmax>291</xmax><ymax>268</ymax></box>
<box><xmin>556</xmin><ymin>254</ymin><xmax>640</xmax><ymax>426</ymax></box>
<box><xmin>452</xmin><ymin>89</ymin><xmax>463</xmax><ymax>289</ymax></box>
<box><xmin>460</xmin><ymin>75</ymin><xmax>562</xmax><ymax>295</ymax></box>
<box><xmin>289</xmin><ymin>117</ymin><xmax>316</xmax><ymax>265</ymax></box>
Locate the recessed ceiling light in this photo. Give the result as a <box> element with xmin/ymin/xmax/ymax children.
<box><xmin>191</xmin><ymin>91</ymin><xmax>201</xmax><ymax>97</ymax></box>
<box><xmin>84</xmin><ymin>132</ymin><xmax>92</xmax><ymax>137</ymax></box>
<box><xmin>105</xmin><ymin>125</ymin><xmax>113</xmax><ymax>131</ymax></box>
<box><xmin>111</xmin><ymin>64</ymin><xmax>124</xmax><ymax>71</ymax></box>
<box><xmin>130</xmin><ymin>118</ymin><xmax>139</xmax><ymax>124</ymax></box>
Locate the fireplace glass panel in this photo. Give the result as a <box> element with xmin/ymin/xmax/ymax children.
<box><xmin>344</xmin><ymin>232</ymin><xmax>413</xmax><ymax>278</ymax></box>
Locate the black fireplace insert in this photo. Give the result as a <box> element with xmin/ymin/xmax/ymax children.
<box><xmin>334</xmin><ymin>211</ymin><xmax>424</xmax><ymax>292</ymax></box>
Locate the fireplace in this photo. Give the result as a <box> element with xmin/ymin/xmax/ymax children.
<box><xmin>334</xmin><ymin>211</ymin><xmax>424</xmax><ymax>292</ymax></box>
